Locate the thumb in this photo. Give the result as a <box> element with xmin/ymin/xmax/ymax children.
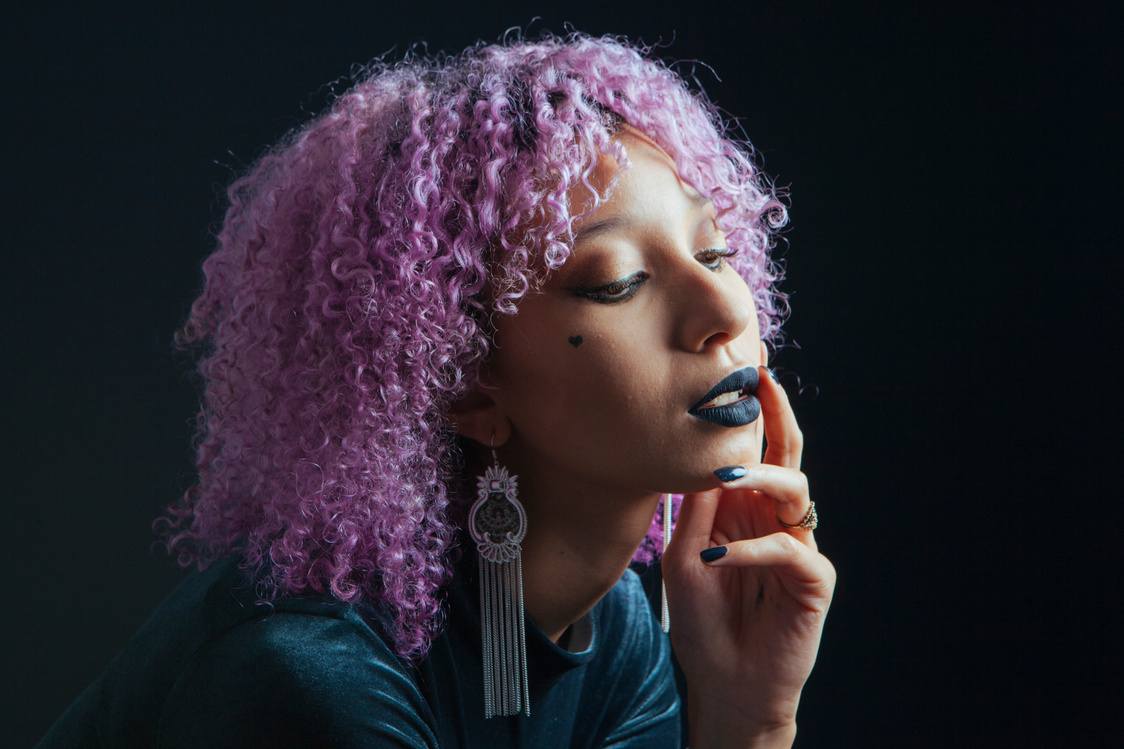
<box><xmin>666</xmin><ymin>488</ymin><xmax>722</xmax><ymax>559</ymax></box>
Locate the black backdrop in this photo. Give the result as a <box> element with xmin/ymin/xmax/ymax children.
<box><xmin>4</xmin><ymin>2</ymin><xmax>1121</xmax><ymax>746</ymax></box>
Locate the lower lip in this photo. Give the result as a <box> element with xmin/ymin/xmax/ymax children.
<box><xmin>689</xmin><ymin>395</ymin><xmax>761</xmax><ymax>427</ymax></box>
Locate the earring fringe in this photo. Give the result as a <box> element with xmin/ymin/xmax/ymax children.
<box><xmin>660</xmin><ymin>493</ymin><xmax>672</xmax><ymax>633</ymax></box>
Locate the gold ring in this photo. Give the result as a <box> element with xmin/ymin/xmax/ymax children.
<box><xmin>777</xmin><ymin>500</ymin><xmax>817</xmax><ymax>530</ymax></box>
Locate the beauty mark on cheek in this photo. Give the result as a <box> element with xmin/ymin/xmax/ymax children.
<box><xmin>568</xmin><ymin>335</ymin><xmax>584</xmax><ymax>348</ymax></box>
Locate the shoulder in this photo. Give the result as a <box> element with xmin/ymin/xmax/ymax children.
<box><xmin>41</xmin><ymin>557</ymin><xmax>444</xmax><ymax>748</ymax></box>
<box><xmin>154</xmin><ymin>570</ymin><xmax>441</xmax><ymax>748</ymax></box>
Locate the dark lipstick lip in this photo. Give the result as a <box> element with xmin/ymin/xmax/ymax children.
<box><xmin>688</xmin><ymin>366</ymin><xmax>761</xmax><ymax>428</ymax></box>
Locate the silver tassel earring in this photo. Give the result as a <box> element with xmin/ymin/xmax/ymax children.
<box><xmin>660</xmin><ymin>494</ymin><xmax>671</xmax><ymax>633</ymax></box>
<box><xmin>469</xmin><ymin>449</ymin><xmax>530</xmax><ymax>718</ymax></box>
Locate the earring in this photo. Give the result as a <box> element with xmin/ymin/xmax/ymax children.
<box><xmin>660</xmin><ymin>494</ymin><xmax>671</xmax><ymax>633</ymax></box>
<box><xmin>469</xmin><ymin>447</ymin><xmax>530</xmax><ymax>718</ymax></box>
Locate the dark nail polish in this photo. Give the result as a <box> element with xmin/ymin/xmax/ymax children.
<box><xmin>713</xmin><ymin>465</ymin><xmax>746</xmax><ymax>482</ymax></box>
<box><xmin>700</xmin><ymin>546</ymin><xmax>728</xmax><ymax>563</ymax></box>
<box><xmin>765</xmin><ymin>367</ymin><xmax>779</xmax><ymax>384</ymax></box>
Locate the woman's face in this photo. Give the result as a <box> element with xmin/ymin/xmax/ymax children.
<box><xmin>482</xmin><ymin>131</ymin><xmax>768</xmax><ymax>499</ymax></box>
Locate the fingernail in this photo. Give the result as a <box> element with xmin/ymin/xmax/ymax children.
<box><xmin>713</xmin><ymin>465</ymin><xmax>746</xmax><ymax>483</ymax></box>
<box><xmin>765</xmin><ymin>367</ymin><xmax>779</xmax><ymax>384</ymax></box>
<box><xmin>700</xmin><ymin>546</ymin><xmax>728</xmax><ymax>563</ymax></box>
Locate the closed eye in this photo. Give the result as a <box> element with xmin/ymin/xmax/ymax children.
<box><xmin>566</xmin><ymin>271</ymin><xmax>650</xmax><ymax>304</ymax></box>
<box><xmin>696</xmin><ymin>248</ymin><xmax>737</xmax><ymax>271</ymax></box>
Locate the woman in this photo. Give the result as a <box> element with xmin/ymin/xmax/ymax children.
<box><xmin>40</xmin><ymin>33</ymin><xmax>834</xmax><ymax>748</ymax></box>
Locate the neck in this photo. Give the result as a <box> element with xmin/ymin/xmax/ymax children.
<box><xmin>514</xmin><ymin>474</ymin><xmax>662</xmax><ymax>643</ymax></box>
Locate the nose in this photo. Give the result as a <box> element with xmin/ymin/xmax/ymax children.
<box><xmin>675</xmin><ymin>263</ymin><xmax>756</xmax><ymax>352</ymax></box>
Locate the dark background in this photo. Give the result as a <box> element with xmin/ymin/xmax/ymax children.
<box><xmin>3</xmin><ymin>2</ymin><xmax>1120</xmax><ymax>746</ymax></box>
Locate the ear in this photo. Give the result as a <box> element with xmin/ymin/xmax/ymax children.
<box><xmin>760</xmin><ymin>340</ymin><xmax>769</xmax><ymax>368</ymax></box>
<box><xmin>448</xmin><ymin>387</ymin><xmax>512</xmax><ymax>448</ymax></box>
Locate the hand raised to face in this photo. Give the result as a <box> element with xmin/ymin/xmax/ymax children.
<box><xmin>664</xmin><ymin>368</ymin><xmax>835</xmax><ymax>747</ymax></box>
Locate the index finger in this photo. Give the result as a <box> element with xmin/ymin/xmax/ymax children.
<box><xmin>757</xmin><ymin>367</ymin><xmax>803</xmax><ymax>470</ymax></box>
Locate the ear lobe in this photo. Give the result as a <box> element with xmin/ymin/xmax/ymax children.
<box><xmin>759</xmin><ymin>340</ymin><xmax>769</xmax><ymax>368</ymax></box>
<box><xmin>448</xmin><ymin>388</ymin><xmax>512</xmax><ymax>448</ymax></box>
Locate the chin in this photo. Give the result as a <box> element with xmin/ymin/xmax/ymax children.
<box><xmin>709</xmin><ymin>427</ymin><xmax>764</xmax><ymax>461</ymax></box>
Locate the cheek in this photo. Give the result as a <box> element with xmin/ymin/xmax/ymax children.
<box><xmin>580</xmin><ymin>346</ymin><xmax>673</xmax><ymax>422</ymax></box>
<box><xmin>493</xmin><ymin>308</ymin><xmax>671</xmax><ymax>432</ymax></box>
<box><xmin>548</xmin><ymin>343</ymin><xmax>653</xmax><ymax>424</ymax></box>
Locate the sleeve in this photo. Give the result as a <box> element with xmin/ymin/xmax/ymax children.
<box><xmin>588</xmin><ymin>572</ymin><xmax>682</xmax><ymax>749</ymax></box>
<box><xmin>155</xmin><ymin>612</ymin><xmax>441</xmax><ymax>749</ymax></box>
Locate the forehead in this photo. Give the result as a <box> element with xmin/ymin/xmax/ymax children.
<box><xmin>488</xmin><ymin>128</ymin><xmax>715</xmax><ymax>310</ymax></box>
<box><xmin>569</xmin><ymin>130</ymin><xmax>711</xmax><ymax>234</ymax></box>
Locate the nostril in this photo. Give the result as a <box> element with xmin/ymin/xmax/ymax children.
<box><xmin>701</xmin><ymin>330</ymin><xmax>734</xmax><ymax>349</ymax></box>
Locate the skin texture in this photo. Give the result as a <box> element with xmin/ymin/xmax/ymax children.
<box><xmin>454</xmin><ymin>131</ymin><xmax>834</xmax><ymax>748</ymax></box>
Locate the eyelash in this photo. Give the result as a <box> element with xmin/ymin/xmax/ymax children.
<box><xmin>571</xmin><ymin>248</ymin><xmax>736</xmax><ymax>304</ymax></box>
<box><xmin>697</xmin><ymin>248</ymin><xmax>737</xmax><ymax>270</ymax></box>
<box><xmin>571</xmin><ymin>270</ymin><xmax>650</xmax><ymax>304</ymax></box>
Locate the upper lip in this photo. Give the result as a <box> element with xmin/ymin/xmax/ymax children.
<box><xmin>689</xmin><ymin>366</ymin><xmax>759</xmax><ymax>412</ymax></box>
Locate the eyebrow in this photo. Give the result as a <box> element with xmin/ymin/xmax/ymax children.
<box><xmin>572</xmin><ymin>216</ymin><xmax>630</xmax><ymax>246</ymax></box>
<box><xmin>571</xmin><ymin>192</ymin><xmax>715</xmax><ymax>246</ymax></box>
<box><xmin>690</xmin><ymin>191</ymin><xmax>713</xmax><ymax>209</ymax></box>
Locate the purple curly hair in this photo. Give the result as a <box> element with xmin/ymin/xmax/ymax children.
<box><xmin>159</xmin><ymin>32</ymin><xmax>788</xmax><ymax>659</ymax></box>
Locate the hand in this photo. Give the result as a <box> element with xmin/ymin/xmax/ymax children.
<box><xmin>663</xmin><ymin>367</ymin><xmax>836</xmax><ymax>749</ymax></box>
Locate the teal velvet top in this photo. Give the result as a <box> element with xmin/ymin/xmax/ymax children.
<box><xmin>39</xmin><ymin>555</ymin><xmax>680</xmax><ymax>748</ymax></box>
